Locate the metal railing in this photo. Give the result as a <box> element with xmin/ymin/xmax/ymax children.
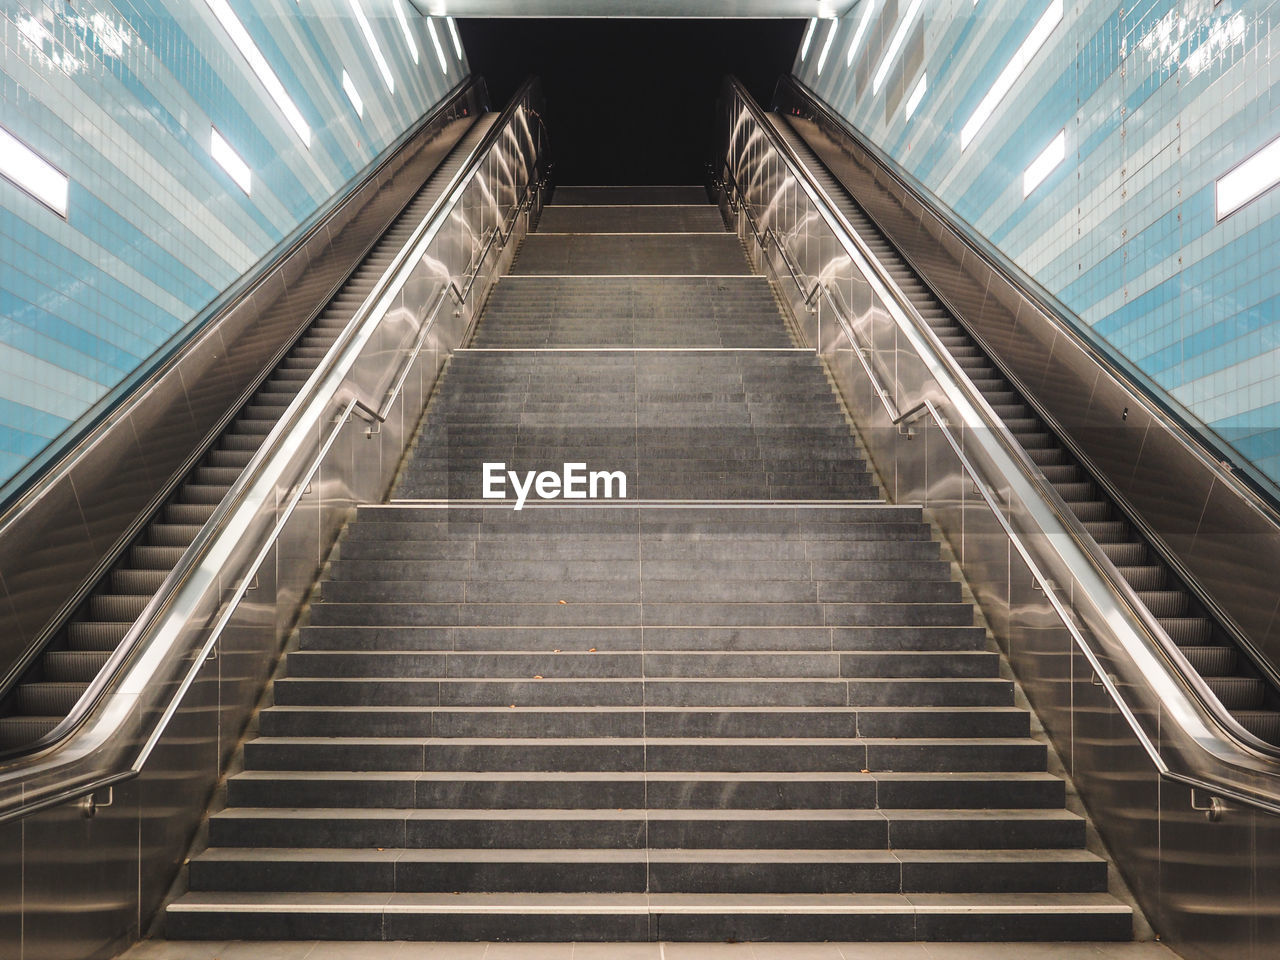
<box><xmin>776</xmin><ymin>75</ymin><xmax>1280</xmax><ymax>702</ymax></box>
<box><xmin>719</xmin><ymin>75</ymin><xmax>1280</xmax><ymax>816</ymax></box>
<box><xmin>0</xmin><ymin>77</ymin><xmax>548</xmax><ymax>824</ymax></box>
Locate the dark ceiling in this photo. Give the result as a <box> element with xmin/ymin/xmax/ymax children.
<box><xmin>457</xmin><ymin>18</ymin><xmax>806</xmax><ymax>185</ymax></box>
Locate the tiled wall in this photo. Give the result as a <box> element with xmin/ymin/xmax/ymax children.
<box><xmin>794</xmin><ymin>0</ymin><xmax>1280</xmax><ymax>487</ymax></box>
<box><xmin>0</xmin><ymin>0</ymin><xmax>467</xmax><ymax>487</ymax></box>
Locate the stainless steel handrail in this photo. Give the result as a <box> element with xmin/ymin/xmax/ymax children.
<box><xmin>778</xmin><ymin>75</ymin><xmax>1280</xmax><ymax>700</ymax></box>
<box><xmin>0</xmin><ymin>77</ymin><xmax>546</xmax><ymax>822</ymax></box>
<box><xmin>354</xmin><ymin>174</ymin><xmax>546</xmax><ymax>435</ymax></box>
<box><xmin>780</xmin><ymin>73</ymin><xmax>1280</xmax><ymax>523</ymax></box>
<box><xmin>0</xmin><ymin>76</ymin><xmax>488</xmax><ymax>706</ymax></box>
<box><xmin>722</xmin><ymin>76</ymin><xmax>1280</xmax><ymax>813</ymax></box>
<box><xmin>726</xmin><ymin>81</ymin><xmax>1280</xmax><ymax>760</ymax></box>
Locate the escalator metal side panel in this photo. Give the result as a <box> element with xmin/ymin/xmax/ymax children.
<box><xmin>727</xmin><ymin>77</ymin><xmax>1280</xmax><ymax>960</ymax></box>
<box><xmin>773</xmin><ymin>76</ymin><xmax>1280</xmax><ymax>690</ymax></box>
<box><xmin>0</xmin><ymin>77</ymin><xmax>546</xmax><ymax>960</ymax></box>
<box><xmin>0</xmin><ymin>80</ymin><xmax>487</xmax><ymax>688</ymax></box>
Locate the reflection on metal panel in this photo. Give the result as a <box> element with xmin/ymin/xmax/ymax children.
<box><xmin>0</xmin><ymin>79</ymin><xmax>546</xmax><ymax>960</ymax></box>
<box><xmin>719</xmin><ymin>74</ymin><xmax>1280</xmax><ymax>960</ymax></box>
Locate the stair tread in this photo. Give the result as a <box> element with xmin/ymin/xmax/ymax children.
<box><xmin>168</xmin><ymin>889</ymin><xmax>1132</xmax><ymax>911</ymax></box>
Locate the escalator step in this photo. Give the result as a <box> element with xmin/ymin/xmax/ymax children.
<box><xmin>1012</xmin><ymin>432</ymin><xmax>1056</xmax><ymax>450</ymax></box>
<box><xmin>1082</xmin><ymin>520</ymin><xmax>1128</xmax><ymax>542</ymax></box>
<box><xmin>207</xmin><ymin>450</ymin><xmax>255</xmax><ymax>468</ymax></box>
<box><xmin>1067</xmin><ymin>501</ymin><xmax>1112</xmax><ymax>522</ymax></box>
<box><xmin>1137</xmin><ymin>590</ymin><xmax>1189</xmax><ymax>618</ymax></box>
<box><xmin>13</xmin><ymin>682</ymin><xmax>87</xmax><ymax>715</ymax></box>
<box><xmin>129</xmin><ymin>545</ymin><xmax>186</xmax><ymax>568</ymax></box>
<box><xmin>165</xmin><ymin>503</ymin><xmax>217</xmax><ymax>525</ymax></box>
<box><xmin>1100</xmin><ymin>542</ymin><xmax>1147</xmax><ymax>566</ymax></box>
<box><xmin>0</xmin><ymin>716</ymin><xmax>59</xmax><ymax>750</ymax></box>
<box><xmin>89</xmin><ymin>594</ymin><xmax>148</xmax><ymax>621</ymax></box>
<box><xmin>1180</xmin><ymin>646</ymin><xmax>1237</xmax><ymax>676</ymax></box>
<box><xmin>1053</xmin><ymin>482</ymin><xmax>1095</xmax><ymax>502</ymax></box>
<box><xmin>194</xmin><ymin>467</ymin><xmax>244</xmax><ymax>486</ymax></box>
<box><xmin>1027</xmin><ymin>448</ymin><xmax>1068</xmax><ymax>466</ymax></box>
<box><xmin>110</xmin><ymin>569</ymin><xmax>167</xmax><ymax>594</ymax></box>
<box><xmin>1234</xmin><ymin>711</ymin><xmax>1280</xmax><ymax>743</ymax></box>
<box><xmin>43</xmin><ymin>650</ymin><xmax>112</xmax><ymax>683</ymax></box>
<box><xmin>179</xmin><ymin>484</ymin><xmax>232</xmax><ymax>506</ymax></box>
<box><xmin>148</xmin><ymin>524</ymin><xmax>203</xmax><ymax>547</ymax></box>
<box><xmin>1207</xmin><ymin>676</ymin><xmax>1265</xmax><ymax>710</ymax></box>
<box><xmin>1115</xmin><ymin>565</ymin><xmax>1166</xmax><ymax>591</ymax></box>
<box><xmin>67</xmin><ymin>621</ymin><xmax>130</xmax><ymax>651</ymax></box>
<box><xmin>1160</xmin><ymin>618</ymin><xmax>1213</xmax><ymax>645</ymax></box>
<box><xmin>218</xmin><ymin>435</ymin><xmax>265</xmax><ymax>452</ymax></box>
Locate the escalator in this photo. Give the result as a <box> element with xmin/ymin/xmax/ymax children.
<box><xmin>767</xmin><ymin>112</ymin><xmax>1280</xmax><ymax>746</ymax></box>
<box><xmin>0</xmin><ymin>114</ymin><xmax>499</xmax><ymax>754</ymax></box>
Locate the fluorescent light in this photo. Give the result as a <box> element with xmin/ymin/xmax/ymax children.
<box><xmin>961</xmin><ymin>0</ymin><xmax>1063</xmax><ymax>149</ymax></box>
<box><xmin>0</xmin><ymin>125</ymin><xmax>68</xmax><ymax>217</ymax></box>
<box><xmin>447</xmin><ymin>17</ymin><xmax>463</xmax><ymax>58</ymax></box>
<box><xmin>392</xmin><ymin>0</ymin><xmax>419</xmax><ymax>64</ymax></box>
<box><xmin>872</xmin><ymin>0</ymin><xmax>925</xmax><ymax>94</ymax></box>
<box><xmin>342</xmin><ymin>69</ymin><xmax>364</xmax><ymax>117</ymax></box>
<box><xmin>201</xmin><ymin>0</ymin><xmax>310</xmax><ymax>147</ymax></box>
<box><xmin>846</xmin><ymin>0</ymin><xmax>877</xmax><ymax>67</ymax></box>
<box><xmin>816</xmin><ymin>19</ymin><xmax>838</xmax><ymax>75</ymax></box>
<box><xmin>426</xmin><ymin>17</ymin><xmax>448</xmax><ymax>74</ymax></box>
<box><xmin>800</xmin><ymin>18</ymin><xmax>817</xmax><ymax>60</ymax></box>
<box><xmin>904</xmin><ymin>72</ymin><xmax>927</xmax><ymax>119</ymax></box>
<box><xmin>1023</xmin><ymin>128</ymin><xmax>1065</xmax><ymax>197</ymax></box>
<box><xmin>210</xmin><ymin>127</ymin><xmax>251</xmax><ymax>195</ymax></box>
<box><xmin>349</xmin><ymin>0</ymin><xmax>394</xmax><ymax>93</ymax></box>
<box><xmin>1217</xmin><ymin>133</ymin><xmax>1280</xmax><ymax>219</ymax></box>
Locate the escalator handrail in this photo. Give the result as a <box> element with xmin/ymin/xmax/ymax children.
<box><xmin>0</xmin><ymin>78</ymin><xmax>547</xmax><ymax>820</ymax></box>
<box><xmin>723</xmin><ymin>79</ymin><xmax>1280</xmax><ymax>761</ymax></box>
<box><xmin>722</xmin><ymin>76</ymin><xmax>1280</xmax><ymax>813</ymax></box>
<box><xmin>777</xmin><ymin>76</ymin><xmax>1280</xmax><ymax>707</ymax></box>
<box><xmin>777</xmin><ymin>74</ymin><xmax>1280</xmax><ymax>530</ymax></box>
<box><xmin>0</xmin><ymin>76</ymin><xmax>487</xmax><ymax>705</ymax></box>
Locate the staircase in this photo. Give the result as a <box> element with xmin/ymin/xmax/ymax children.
<box><xmin>770</xmin><ymin>113</ymin><xmax>1280</xmax><ymax>745</ymax></box>
<box><xmin>0</xmin><ymin>114</ymin><xmax>497</xmax><ymax>753</ymax></box>
<box><xmin>165</xmin><ymin>184</ymin><xmax>1134</xmax><ymax>942</ymax></box>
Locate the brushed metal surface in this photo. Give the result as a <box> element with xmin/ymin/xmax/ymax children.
<box><xmin>0</xmin><ymin>78</ymin><xmax>546</xmax><ymax>960</ymax></box>
<box><xmin>723</xmin><ymin>74</ymin><xmax>1280</xmax><ymax>960</ymax></box>
<box><xmin>0</xmin><ymin>78</ymin><xmax>488</xmax><ymax>690</ymax></box>
<box><xmin>774</xmin><ymin>74</ymin><xmax>1280</xmax><ymax>685</ymax></box>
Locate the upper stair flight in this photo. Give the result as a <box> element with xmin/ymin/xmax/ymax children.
<box><xmin>165</xmin><ymin>183</ymin><xmax>1135</xmax><ymax>943</ymax></box>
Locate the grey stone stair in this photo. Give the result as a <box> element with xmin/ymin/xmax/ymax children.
<box><xmin>0</xmin><ymin>115</ymin><xmax>500</xmax><ymax>754</ymax></box>
<box><xmin>165</xmin><ymin>185</ymin><xmax>1133</xmax><ymax>943</ymax></box>
<box><xmin>774</xmin><ymin>114</ymin><xmax>1280</xmax><ymax>746</ymax></box>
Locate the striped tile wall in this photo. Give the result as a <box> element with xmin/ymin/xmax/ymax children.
<box><xmin>795</xmin><ymin>0</ymin><xmax>1280</xmax><ymax>487</ymax></box>
<box><xmin>0</xmin><ymin>0</ymin><xmax>467</xmax><ymax>486</ymax></box>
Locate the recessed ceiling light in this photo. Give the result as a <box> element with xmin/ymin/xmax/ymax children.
<box><xmin>447</xmin><ymin>17</ymin><xmax>463</xmax><ymax>59</ymax></box>
<box><xmin>210</xmin><ymin>127</ymin><xmax>251</xmax><ymax>195</ymax></box>
<box><xmin>393</xmin><ymin>0</ymin><xmax>419</xmax><ymax>64</ymax></box>
<box><xmin>201</xmin><ymin>0</ymin><xmax>311</xmax><ymax>147</ymax></box>
<box><xmin>426</xmin><ymin>17</ymin><xmax>448</xmax><ymax>74</ymax></box>
<box><xmin>872</xmin><ymin>0</ymin><xmax>925</xmax><ymax>95</ymax></box>
<box><xmin>904</xmin><ymin>73</ymin><xmax>928</xmax><ymax>119</ymax></box>
<box><xmin>0</xmin><ymin>124</ymin><xmax>68</xmax><ymax>217</ymax></box>
<box><xmin>342</xmin><ymin>69</ymin><xmax>364</xmax><ymax>117</ymax></box>
<box><xmin>349</xmin><ymin>0</ymin><xmax>394</xmax><ymax>93</ymax></box>
<box><xmin>962</xmin><ymin>0</ymin><xmax>1062</xmax><ymax>149</ymax></box>
<box><xmin>1217</xmin><ymin>133</ymin><xmax>1280</xmax><ymax>219</ymax></box>
<box><xmin>800</xmin><ymin>18</ymin><xmax>818</xmax><ymax>60</ymax></box>
<box><xmin>1023</xmin><ymin>129</ymin><xmax>1066</xmax><ymax>197</ymax></box>
<box><xmin>846</xmin><ymin>0</ymin><xmax>877</xmax><ymax>67</ymax></box>
<box><xmin>816</xmin><ymin>18</ymin><xmax>838</xmax><ymax>75</ymax></box>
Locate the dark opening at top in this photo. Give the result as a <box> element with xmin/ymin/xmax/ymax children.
<box><xmin>457</xmin><ymin>18</ymin><xmax>806</xmax><ymax>185</ymax></box>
